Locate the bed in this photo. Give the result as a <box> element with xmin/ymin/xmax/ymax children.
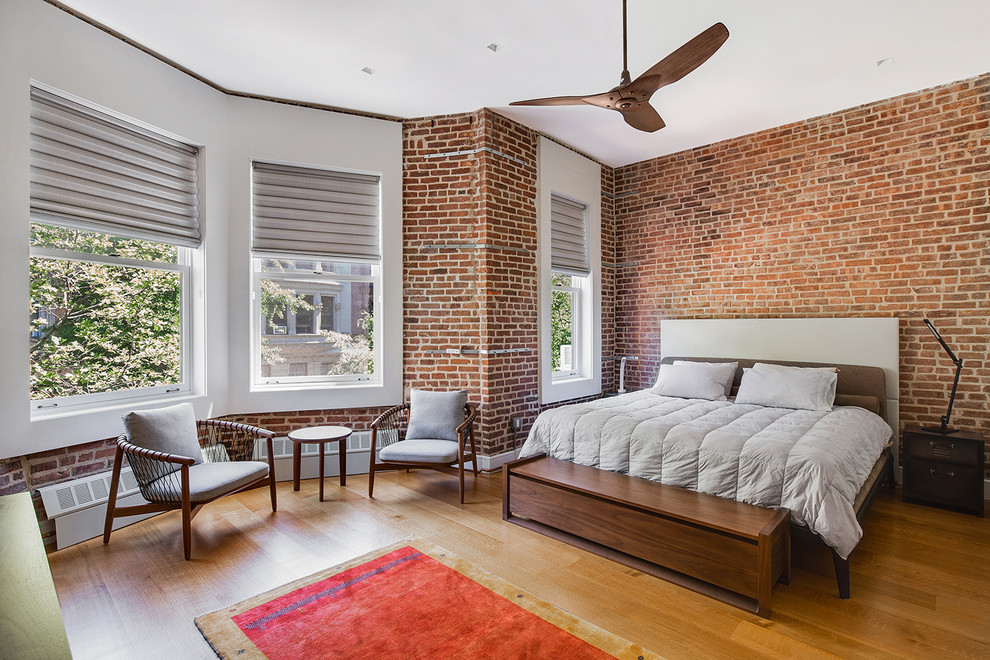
<box><xmin>506</xmin><ymin>354</ymin><xmax>895</xmax><ymax>610</ymax></box>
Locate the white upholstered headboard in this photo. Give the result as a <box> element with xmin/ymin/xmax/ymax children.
<box><xmin>659</xmin><ymin>317</ymin><xmax>899</xmax><ymax>432</ymax></box>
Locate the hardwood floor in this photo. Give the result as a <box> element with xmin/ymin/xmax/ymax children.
<box><xmin>48</xmin><ymin>471</ymin><xmax>990</xmax><ymax>659</ymax></box>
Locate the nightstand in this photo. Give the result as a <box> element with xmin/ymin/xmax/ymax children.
<box><xmin>902</xmin><ymin>426</ymin><xmax>985</xmax><ymax>517</ymax></box>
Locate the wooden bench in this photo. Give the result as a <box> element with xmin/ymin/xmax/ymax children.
<box><xmin>503</xmin><ymin>454</ymin><xmax>790</xmax><ymax>617</ymax></box>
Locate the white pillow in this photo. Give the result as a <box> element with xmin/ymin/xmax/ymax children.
<box><xmin>735</xmin><ymin>367</ymin><xmax>837</xmax><ymax>411</ymax></box>
<box><xmin>673</xmin><ymin>360</ymin><xmax>737</xmax><ymax>398</ymax></box>
<box><xmin>651</xmin><ymin>363</ymin><xmax>730</xmax><ymax>401</ymax></box>
<box><xmin>752</xmin><ymin>362</ymin><xmax>838</xmax><ymax>403</ymax></box>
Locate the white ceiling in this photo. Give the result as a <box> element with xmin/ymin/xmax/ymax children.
<box><xmin>58</xmin><ymin>0</ymin><xmax>990</xmax><ymax>167</ymax></box>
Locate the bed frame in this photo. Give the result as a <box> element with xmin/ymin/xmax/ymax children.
<box><xmin>503</xmin><ymin>357</ymin><xmax>894</xmax><ymax>607</ymax></box>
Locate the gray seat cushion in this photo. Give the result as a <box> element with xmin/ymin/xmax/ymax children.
<box><xmin>122</xmin><ymin>403</ymin><xmax>202</xmax><ymax>465</ymax></box>
<box><xmin>378</xmin><ymin>439</ymin><xmax>459</xmax><ymax>464</ymax></box>
<box><xmin>145</xmin><ymin>461</ymin><xmax>269</xmax><ymax>504</ymax></box>
<box><xmin>405</xmin><ymin>389</ymin><xmax>467</xmax><ymax>442</ymax></box>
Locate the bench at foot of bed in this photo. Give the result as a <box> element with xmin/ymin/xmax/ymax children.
<box><xmin>503</xmin><ymin>454</ymin><xmax>791</xmax><ymax>618</ymax></box>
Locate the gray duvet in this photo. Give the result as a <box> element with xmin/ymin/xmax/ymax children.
<box><xmin>519</xmin><ymin>391</ymin><xmax>892</xmax><ymax>559</ymax></box>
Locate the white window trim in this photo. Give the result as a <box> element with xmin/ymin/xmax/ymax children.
<box><xmin>550</xmin><ymin>274</ymin><xmax>582</xmax><ymax>379</ymax></box>
<box><xmin>251</xmin><ymin>259</ymin><xmax>382</xmax><ymax>389</ymax></box>
<box><xmin>29</xmin><ymin>240</ymin><xmax>194</xmax><ymax>418</ymax></box>
<box><xmin>538</xmin><ymin>138</ymin><xmax>602</xmax><ymax>405</ymax></box>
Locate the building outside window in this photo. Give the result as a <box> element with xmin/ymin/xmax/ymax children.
<box><xmin>256</xmin><ymin>259</ymin><xmax>377</xmax><ymax>381</ymax></box>
<box><xmin>252</xmin><ymin>161</ymin><xmax>381</xmax><ymax>386</ymax></box>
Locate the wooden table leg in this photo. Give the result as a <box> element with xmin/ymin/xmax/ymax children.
<box><xmin>318</xmin><ymin>441</ymin><xmax>326</xmax><ymax>502</ymax></box>
<box><xmin>292</xmin><ymin>441</ymin><xmax>301</xmax><ymax>492</ymax></box>
<box><xmin>339</xmin><ymin>437</ymin><xmax>347</xmax><ymax>487</ymax></box>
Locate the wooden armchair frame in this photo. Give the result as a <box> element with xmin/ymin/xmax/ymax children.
<box><xmin>368</xmin><ymin>403</ymin><xmax>478</xmax><ymax>504</ymax></box>
<box><xmin>103</xmin><ymin>418</ymin><xmax>277</xmax><ymax>560</ymax></box>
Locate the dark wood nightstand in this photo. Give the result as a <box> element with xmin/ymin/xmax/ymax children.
<box><xmin>902</xmin><ymin>426</ymin><xmax>985</xmax><ymax>517</ymax></box>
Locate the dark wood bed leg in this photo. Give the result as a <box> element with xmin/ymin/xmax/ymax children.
<box><xmin>832</xmin><ymin>549</ymin><xmax>850</xmax><ymax>599</ymax></box>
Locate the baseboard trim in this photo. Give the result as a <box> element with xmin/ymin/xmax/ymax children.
<box><xmin>476</xmin><ymin>449</ymin><xmax>519</xmax><ymax>472</ymax></box>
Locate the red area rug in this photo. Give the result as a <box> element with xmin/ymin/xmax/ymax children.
<box><xmin>196</xmin><ymin>540</ymin><xmax>658</xmax><ymax>659</ymax></box>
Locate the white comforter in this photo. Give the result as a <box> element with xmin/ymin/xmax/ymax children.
<box><xmin>520</xmin><ymin>391</ymin><xmax>892</xmax><ymax>559</ymax></box>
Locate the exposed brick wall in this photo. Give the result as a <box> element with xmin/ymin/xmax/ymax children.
<box><xmin>614</xmin><ymin>73</ymin><xmax>990</xmax><ymax>469</ymax></box>
<box><xmin>601</xmin><ymin>165</ymin><xmax>618</xmax><ymax>393</ymax></box>
<box><xmin>476</xmin><ymin>110</ymin><xmax>540</xmax><ymax>454</ymax></box>
<box><xmin>401</xmin><ymin>110</ymin><xmax>617</xmax><ymax>453</ymax></box>
<box><xmin>402</xmin><ymin>110</ymin><xmax>491</xmax><ymax>448</ymax></box>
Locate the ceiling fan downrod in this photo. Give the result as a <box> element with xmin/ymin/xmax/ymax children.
<box><xmin>619</xmin><ymin>0</ymin><xmax>631</xmax><ymax>88</ymax></box>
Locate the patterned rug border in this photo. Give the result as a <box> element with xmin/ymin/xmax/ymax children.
<box><xmin>195</xmin><ymin>538</ymin><xmax>660</xmax><ymax>659</ymax></box>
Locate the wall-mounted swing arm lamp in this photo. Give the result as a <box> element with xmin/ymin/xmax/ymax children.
<box><xmin>923</xmin><ymin>318</ymin><xmax>963</xmax><ymax>434</ymax></box>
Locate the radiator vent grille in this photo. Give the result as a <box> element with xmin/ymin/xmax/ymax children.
<box><xmin>254</xmin><ymin>431</ymin><xmax>371</xmax><ymax>460</ymax></box>
<box><xmin>39</xmin><ymin>467</ymin><xmax>142</xmax><ymax>519</ymax></box>
<box><xmin>40</xmin><ymin>433</ymin><xmax>373</xmax><ymax>519</ymax></box>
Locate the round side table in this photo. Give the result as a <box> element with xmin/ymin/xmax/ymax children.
<box><xmin>287</xmin><ymin>425</ymin><xmax>352</xmax><ymax>502</ymax></box>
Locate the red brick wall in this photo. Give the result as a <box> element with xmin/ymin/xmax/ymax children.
<box><xmin>399</xmin><ymin>110</ymin><xmax>621</xmax><ymax>453</ymax></box>
<box><xmin>402</xmin><ymin>111</ymin><xmax>493</xmax><ymax>452</ymax></box>
<box><xmin>615</xmin><ymin>74</ymin><xmax>990</xmax><ymax>453</ymax></box>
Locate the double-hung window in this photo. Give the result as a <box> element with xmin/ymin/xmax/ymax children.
<box><xmin>28</xmin><ymin>86</ymin><xmax>199</xmax><ymax>411</ymax></box>
<box><xmin>550</xmin><ymin>194</ymin><xmax>589</xmax><ymax>379</ymax></box>
<box><xmin>251</xmin><ymin>161</ymin><xmax>381</xmax><ymax>386</ymax></box>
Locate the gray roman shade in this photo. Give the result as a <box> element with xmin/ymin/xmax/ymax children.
<box><xmin>550</xmin><ymin>193</ymin><xmax>589</xmax><ymax>276</ymax></box>
<box><xmin>252</xmin><ymin>161</ymin><xmax>381</xmax><ymax>262</ymax></box>
<box><xmin>29</xmin><ymin>86</ymin><xmax>201</xmax><ymax>247</ymax></box>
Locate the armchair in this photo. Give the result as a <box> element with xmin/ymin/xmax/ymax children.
<box><xmin>369</xmin><ymin>390</ymin><xmax>478</xmax><ymax>504</ymax></box>
<box><xmin>102</xmin><ymin>403</ymin><xmax>277</xmax><ymax>560</ymax></box>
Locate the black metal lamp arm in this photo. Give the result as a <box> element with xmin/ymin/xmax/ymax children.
<box><xmin>924</xmin><ymin>318</ymin><xmax>963</xmax><ymax>433</ymax></box>
<box><xmin>941</xmin><ymin>358</ymin><xmax>963</xmax><ymax>431</ymax></box>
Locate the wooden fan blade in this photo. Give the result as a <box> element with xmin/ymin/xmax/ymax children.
<box><xmin>630</xmin><ymin>22</ymin><xmax>729</xmax><ymax>96</ymax></box>
<box><xmin>509</xmin><ymin>94</ymin><xmax>598</xmax><ymax>107</ymax></box>
<box><xmin>621</xmin><ymin>104</ymin><xmax>665</xmax><ymax>132</ymax></box>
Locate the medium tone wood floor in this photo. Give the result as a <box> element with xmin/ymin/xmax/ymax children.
<box><xmin>48</xmin><ymin>471</ymin><xmax>990</xmax><ymax>659</ymax></box>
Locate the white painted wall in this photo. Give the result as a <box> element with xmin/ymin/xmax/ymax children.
<box><xmin>0</xmin><ymin>1</ymin><xmax>402</xmax><ymax>458</ymax></box>
<box><xmin>224</xmin><ymin>97</ymin><xmax>403</xmax><ymax>414</ymax></box>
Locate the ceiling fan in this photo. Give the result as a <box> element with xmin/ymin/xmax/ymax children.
<box><xmin>510</xmin><ymin>1</ymin><xmax>729</xmax><ymax>132</ymax></box>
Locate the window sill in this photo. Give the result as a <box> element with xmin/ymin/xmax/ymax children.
<box><xmin>251</xmin><ymin>379</ymin><xmax>381</xmax><ymax>393</ymax></box>
<box><xmin>542</xmin><ymin>374</ymin><xmax>600</xmax><ymax>405</ymax></box>
<box><xmin>30</xmin><ymin>390</ymin><xmax>199</xmax><ymax>422</ymax></box>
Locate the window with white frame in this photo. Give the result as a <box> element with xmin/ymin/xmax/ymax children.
<box><xmin>550</xmin><ymin>194</ymin><xmax>590</xmax><ymax>379</ymax></box>
<box><xmin>28</xmin><ymin>86</ymin><xmax>199</xmax><ymax>410</ymax></box>
<box><xmin>252</xmin><ymin>161</ymin><xmax>381</xmax><ymax>385</ymax></box>
<box><xmin>539</xmin><ymin>137</ymin><xmax>601</xmax><ymax>404</ymax></box>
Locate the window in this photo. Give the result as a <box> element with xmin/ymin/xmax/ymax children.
<box><xmin>256</xmin><ymin>259</ymin><xmax>377</xmax><ymax>382</ymax></box>
<box><xmin>30</xmin><ymin>225</ymin><xmax>190</xmax><ymax>405</ymax></box>
<box><xmin>551</xmin><ymin>272</ymin><xmax>580</xmax><ymax>376</ymax></box>
<box><xmin>28</xmin><ymin>86</ymin><xmax>199</xmax><ymax>411</ymax></box>
<box><xmin>252</xmin><ymin>162</ymin><xmax>381</xmax><ymax>386</ymax></box>
<box><xmin>549</xmin><ymin>194</ymin><xmax>590</xmax><ymax>381</ymax></box>
<box><xmin>538</xmin><ymin>137</ymin><xmax>601</xmax><ymax>404</ymax></box>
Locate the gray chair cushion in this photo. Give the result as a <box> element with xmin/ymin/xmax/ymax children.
<box><xmin>147</xmin><ymin>461</ymin><xmax>269</xmax><ymax>504</ymax></box>
<box><xmin>122</xmin><ymin>403</ymin><xmax>202</xmax><ymax>464</ymax></box>
<box><xmin>405</xmin><ymin>389</ymin><xmax>467</xmax><ymax>442</ymax></box>
<box><xmin>378</xmin><ymin>439</ymin><xmax>460</xmax><ymax>464</ymax></box>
